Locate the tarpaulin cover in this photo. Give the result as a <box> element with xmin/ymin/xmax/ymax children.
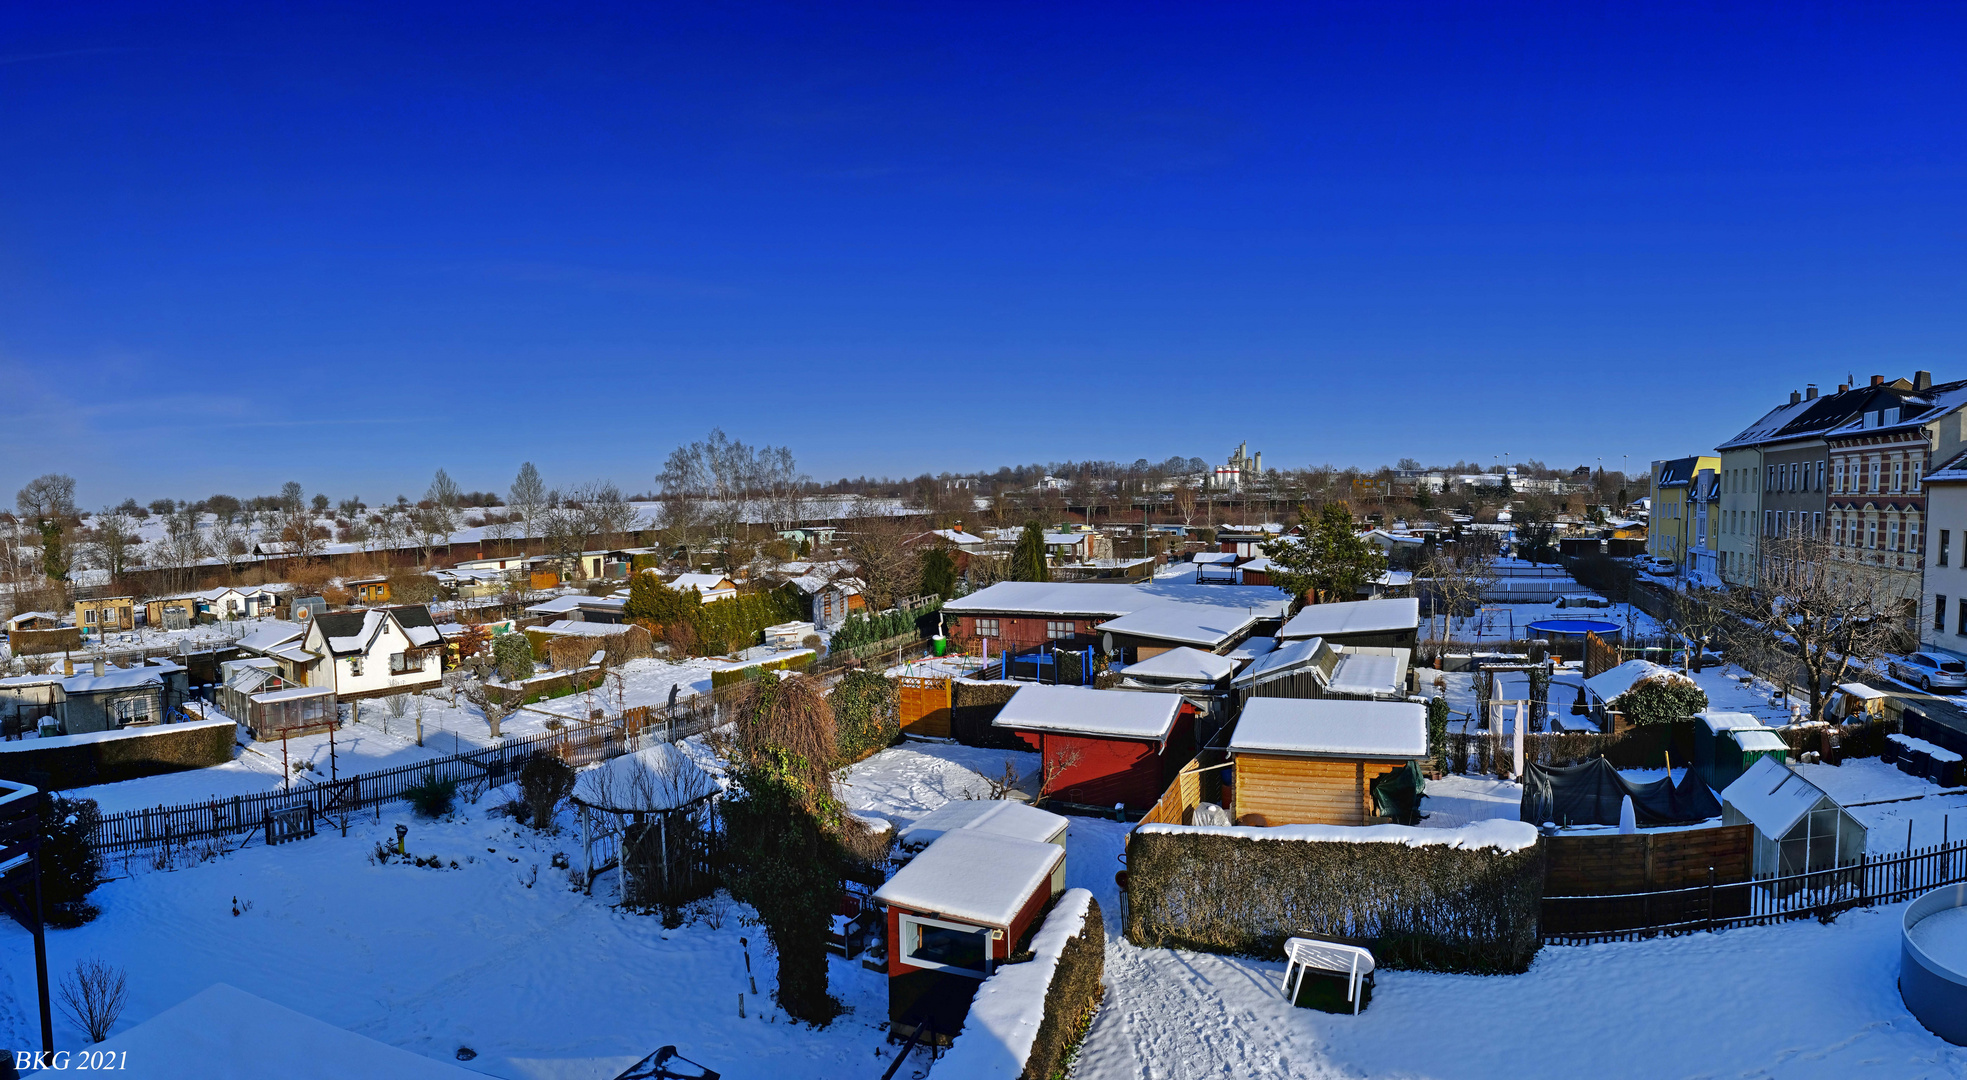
<box><xmin>1370</xmin><ymin>761</ymin><xmax>1425</xmax><ymax>825</ymax></box>
<box><xmin>1518</xmin><ymin>758</ymin><xmax>1720</xmax><ymax>827</ymax></box>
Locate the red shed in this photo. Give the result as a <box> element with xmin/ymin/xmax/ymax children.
<box><xmin>873</xmin><ymin>830</ymin><xmax>1065</xmax><ymax>1043</ymax></box>
<box><xmin>990</xmin><ymin>684</ymin><xmax>1195</xmax><ymax>811</ymax></box>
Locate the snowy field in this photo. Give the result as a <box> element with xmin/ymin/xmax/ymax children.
<box><xmin>4</xmin><ymin>731</ymin><xmax>1963</xmax><ymax>1075</ymax></box>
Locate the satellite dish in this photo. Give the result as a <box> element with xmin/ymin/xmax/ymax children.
<box><xmin>1102</xmin><ymin>632</ymin><xmax>1116</xmax><ymax>657</ymax></box>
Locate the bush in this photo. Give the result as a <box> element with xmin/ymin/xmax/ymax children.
<box><xmin>405</xmin><ymin>771</ymin><xmax>458</xmax><ymax>818</ymax></box>
<box><xmin>42</xmin><ymin>795</ymin><xmax>104</xmax><ymax>927</ymax></box>
<box><xmin>520</xmin><ymin>757</ymin><xmax>576</xmax><ymax>832</ymax></box>
<box><xmin>830</xmin><ymin>600</ymin><xmax>940</xmax><ymax>652</ymax></box>
<box><xmin>492</xmin><ymin>632</ymin><xmax>534</xmax><ymax>683</ymax></box>
<box><xmin>1614</xmin><ymin>675</ymin><xmax>1708</xmax><ymax>728</ymax></box>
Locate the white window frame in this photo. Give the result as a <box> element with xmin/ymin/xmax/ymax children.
<box><xmin>1046</xmin><ymin>620</ymin><xmax>1075</xmax><ymax>641</ymax></box>
<box><xmin>895</xmin><ymin>912</ymin><xmax>997</xmax><ymax>978</ymax></box>
<box><xmin>973</xmin><ymin>618</ymin><xmax>1000</xmax><ymax>639</ymax></box>
<box><xmin>348</xmin><ymin>656</ymin><xmax>364</xmax><ymax>677</ymax></box>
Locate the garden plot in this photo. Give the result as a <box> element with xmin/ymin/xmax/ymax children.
<box><xmin>836</xmin><ymin>741</ymin><xmax>1039</xmax><ymax>829</ymax></box>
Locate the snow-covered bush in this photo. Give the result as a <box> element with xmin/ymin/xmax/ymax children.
<box><xmin>42</xmin><ymin>795</ymin><xmax>104</xmax><ymax>927</ymax></box>
<box><xmin>1613</xmin><ymin>674</ymin><xmax>1708</xmax><ymax>728</ymax></box>
<box><xmin>492</xmin><ymin>632</ymin><xmax>534</xmax><ymax>683</ymax></box>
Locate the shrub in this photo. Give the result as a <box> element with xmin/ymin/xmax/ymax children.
<box><xmin>1614</xmin><ymin>675</ymin><xmax>1708</xmax><ymax>728</ymax></box>
<box><xmin>405</xmin><ymin>771</ymin><xmax>458</xmax><ymax>818</ymax></box>
<box><xmin>42</xmin><ymin>796</ymin><xmax>104</xmax><ymax>928</ymax></box>
<box><xmin>492</xmin><ymin>632</ymin><xmax>534</xmax><ymax>683</ymax></box>
<box><xmin>57</xmin><ymin>957</ymin><xmax>127</xmax><ymax>1043</ymax></box>
<box><xmin>829</xmin><ymin>600</ymin><xmax>939</xmax><ymax>652</ymax></box>
<box><xmin>519</xmin><ymin>757</ymin><xmax>576</xmax><ymax>832</ymax></box>
<box><xmin>1426</xmin><ymin>695</ymin><xmax>1450</xmax><ymax>775</ymax></box>
<box><xmin>829</xmin><ymin>670</ymin><xmax>898</xmax><ymax>763</ymax></box>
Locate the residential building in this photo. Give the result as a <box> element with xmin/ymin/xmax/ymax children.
<box><xmin>73</xmin><ymin>596</ymin><xmax>135</xmax><ymax>633</ymax></box>
<box><xmin>1647</xmin><ymin>456</ymin><xmax>1720</xmax><ymax>569</ymax></box>
<box><xmin>277</xmin><ymin>606</ymin><xmax>445</xmax><ymax>700</ymax></box>
<box><xmin>1686</xmin><ymin>468</ymin><xmax>1721</xmax><ymax>583</ymax></box>
<box><xmin>1917</xmin><ymin>449</ymin><xmax>1967</xmax><ymax>653</ymax></box>
<box><xmin>1826</xmin><ymin>374</ymin><xmax>1967</xmax><ymax>618</ymax></box>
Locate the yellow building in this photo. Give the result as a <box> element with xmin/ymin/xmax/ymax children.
<box><xmin>1647</xmin><ymin>455</ymin><xmax>1720</xmax><ymax>569</ymax></box>
<box><xmin>73</xmin><ymin>595</ymin><xmax>135</xmax><ymax>633</ymax></box>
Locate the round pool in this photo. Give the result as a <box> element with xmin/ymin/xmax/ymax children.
<box><xmin>1902</xmin><ymin>883</ymin><xmax>1967</xmax><ymax>1045</ymax></box>
<box><xmin>1524</xmin><ymin>618</ymin><xmax>1622</xmax><ymax>638</ymax></box>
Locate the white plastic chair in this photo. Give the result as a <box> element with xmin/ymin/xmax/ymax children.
<box><xmin>1281</xmin><ymin>937</ymin><xmax>1376</xmax><ymax>1015</ymax></box>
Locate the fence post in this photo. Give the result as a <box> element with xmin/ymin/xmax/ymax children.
<box><xmin>1705</xmin><ymin>866</ymin><xmax>1715</xmax><ymax>933</ymax></box>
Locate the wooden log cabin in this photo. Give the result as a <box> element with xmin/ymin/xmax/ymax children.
<box><xmin>1226</xmin><ymin>698</ymin><xmax>1427</xmax><ymax>826</ymax></box>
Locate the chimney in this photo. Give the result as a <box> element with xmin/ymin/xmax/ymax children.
<box><xmin>1838</xmin><ymin>383</ymin><xmax>1850</xmax><ymax>393</ymax></box>
<box><xmin>1916</xmin><ymin>370</ymin><xmax>1933</xmax><ymax>391</ymax></box>
<box><xmin>952</xmin><ymin>521</ymin><xmax>963</xmax><ymax>533</ymax></box>
<box><xmin>63</xmin><ymin>655</ymin><xmax>73</xmax><ymax>677</ymax></box>
<box><xmin>1871</xmin><ymin>375</ymin><xmax>1885</xmax><ymax>386</ymax></box>
<box><xmin>1806</xmin><ymin>384</ymin><xmax>1819</xmax><ymax>399</ymax></box>
<box><xmin>1789</xmin><ymin>390</ymin><xmax>1801</xmax><ymax>405</ymax></box>
<box><xmin>93</xmin><ymin>658</ymin><xmax>105</xmax><ymax>678</ymax></box>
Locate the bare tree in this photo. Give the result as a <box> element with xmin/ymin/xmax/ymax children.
<box><xmin>85</xmin><ymin>506</ymin><xmax>141</xmax><ymax>583</ymax></box>
<box><xmin>840</xmin><ymin>501</ymin><xmax>919</xmax><ymax>611</ymax></box>
<box><xmin>1419</xmin><ymin>545</ymin><xmax>1496</xmax><ymax>648</ymax></box>
<box><xmin>658</xmin><ymin>430</ymin><xmax>798</xmax><ymax>567</ymax></box>
<box><xmin>508</xmin><ymin>462</ymin><xmax>546</xmax><ymax>537</ymax></box>
<box><xmin>161</xmin><ymin>505</ymin><xmax>209</xmax><ymax>592</ymax></box>
<box><xmin>57</xmin><ymin>957</ymin><xmax>127</xmax><ymax>1044</ymax></box>
<box><xmin>1725</xmin><ymin>533</ymin><xmax>1911</xmax><ymax>722</ymax></box>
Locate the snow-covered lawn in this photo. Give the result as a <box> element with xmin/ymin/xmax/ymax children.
<box><xmin>837</xmin><ymin>740</ymin><xmax>1039</xmax><ymax>829</ymax></box>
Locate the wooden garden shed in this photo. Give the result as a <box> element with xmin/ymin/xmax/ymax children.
<box><xmin>1692</xmin><ymin>712</ymin><xmax>1789</xmax><ymax>792</ymax></box>
<box><xmin>990</xmin><ymin>684</ymin><xmax>1194</xmax><ymax>812</ymax></box>
<box><xmin>873</xmin><ymin>829</ymin><xmax>1066</xmax><ymax>1043</ymax></box>
<box><xmin>1226</xmin><ymin>697</ymin><xmax>1428</xmax><ymax>827</ymax></box>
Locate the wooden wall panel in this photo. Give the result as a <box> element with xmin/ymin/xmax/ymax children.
<box><xmin>1232</xmin><ymin>754</ymin><xmax>1400</xmax><ymax>826</ymax></box>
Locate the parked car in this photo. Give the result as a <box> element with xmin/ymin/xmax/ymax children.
<box><xmin>1888</xmin><ymin>652</ymin><xmax>1967</xmax><ymax>692</ymax></box>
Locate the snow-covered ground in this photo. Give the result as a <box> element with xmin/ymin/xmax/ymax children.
<box><xmin>836</xmin><ymin>740</ymin><xmax>1040</xmax><ymax>830</ymax></box>
<box><xmin>1427</xmin><ymin>601</ymin><xmax>1662</xmax><ymax>645</ymax></box>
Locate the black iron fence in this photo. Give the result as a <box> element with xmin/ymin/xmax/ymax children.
<box><xmin>1543</xmin><ymin>838</ymin><xmax>1967</xmax><ymax>943</ymax></box>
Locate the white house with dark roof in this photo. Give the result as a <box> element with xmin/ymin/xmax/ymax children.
<box><xmin>282</xmin><ymin>606</ymin><xmax>445</xmax><ymax>700</ymax></box>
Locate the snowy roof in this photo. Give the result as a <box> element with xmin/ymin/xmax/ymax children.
<box><xmin>1327</xmin><ymin>647</ymin><xmax>1410</xmax><ymax>696</ymax></box>
<box><xmin>1731</xmin><ymin>728</ymin><xmax>1792</xmax><ymax>753</ymax></box>
<box><xmin>270</xmin><ymin>644</ymin><xmax>317</xmax><ymax>665</ymax></box>
<box><xmin>1837</xmin><ymin>682</ymin><xmax>1887</xmax><ymax>700</ymax></box>
<box><xmin>1585</xmin><ymin>659</ymin><xmax>1694</xmax><ymax>704</ymax></box>
<box><xmin>946</xmin><ymin>580</ymin><xmax>1289</xmax><ymax>621</ymax></box>
<box><xmin>524</xmin><ymin>594</ymin><xmax>586</xmax><ymax>616</ymax></box>
<box><xmin>1097</xmin><ymin>600</ymin><xmax>1268</xmax><ymax>648</ymax></box>
<box><xmin>1120</xmin><ymin>647</ymin><xmax>1239</xmax><ymax>683</ymax></box>
<box><xmin>1722</xmin><ymin>757</ymin><xmax>1842</xmax><ymax>839</ymax></box>
<box><xmin>1277</xmin><ymin>598</ymin><xmax>1421</xmax><ymax>640</ymax></box>
<box><xmin>1698</xmin><ymin>711</ymin><xmax>1764</xmax><ymax>735</ymax></box>
<box><xmin>991</xmin><ymin>684</ymin><xmax>1183</xmax><ymax>741</ymax></box>
<box><xmin>1226</xmin><ymin>636</ymin><xmax>1276</xmax><ymax>661</ymax></box>
<box><xmin>923</xmin><ymin>529</ymin><xmax>987</xmax><ymax>546</ymax></box>
<box><xmin>874</xmin><ymin>830</ymin><xmax>1063</xmax><ymax>927</ymax></box>
<box><xmin>1229</xmin><ymin>697</ymin><xmax>1428</xmax><ymax>759</ymax></box>
<box><xmin>900</xmin><ymin>800</ymin><xmax>1068</xmax><ymax>850</ymax></box>
<box><xmin>251</xmin><ymin>686</ymin><xmax>334</xmax><ymax>703</ymax></box>
<box><xmin>95</xmin><ymin>982</ymin><xmax>481</xmax><ymax>1079</ymax></box>
<box><xmin>1191</xmin><ymin>551</ymin><xmax>1238</xmax><ymax>564</ymax></box>
<box><xmin>573</xmin><ymin>744</ymin><xmax>720</xmax><ymax>811</ymax></box>
<box><xmin>1231</xmin><ymin>636</ymin><xmax>1333</xmax><ymax>687</ymax></box>
<box><xmin>671</xmin><ymin>573</ymin><xmax>736</xmax><ymax>593</ymax></box>
<box><xmin>236</xmin><ymin>621</ymin><xmax>303</xmax><ymax>655</ymax></box>
<box><xmin>62</xmin><ymin>666</ymin><xmax>172</xmax><ymax>694</ymax></box>
<box><xmin>539</xmin><ymin>620</ymin><xmax>637</xmax><ymax>637</ymax></box>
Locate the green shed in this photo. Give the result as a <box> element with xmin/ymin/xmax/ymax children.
<box><xmin>1694</xmin><ymin>711</ymin><xmax>1789</xmax><ymax>792</ymax></box>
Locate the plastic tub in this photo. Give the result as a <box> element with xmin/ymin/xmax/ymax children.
<box><xmin>1902</xmin><ymin>883</ymin><xmax>1967</xmax><ymax>1045</ymax></box>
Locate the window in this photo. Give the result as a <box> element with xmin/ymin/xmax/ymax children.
<box><xmin>1766</xmin><ymin>466</ymin><xmax>1774</xmax><ymax>492</ymax></box>
<box><xmin>1046</xmin><ymin>620</ymin><xmax>1075</xmax><ymax>640</ymax></box>
<box><xmin>1835</xmin><ymin>517</ymin><xmax>1845</xmax><ymax>546</ymax></box>
<box><xmin>391</xmin><ymin>651</ymin><xmax>425</xmax><ymax>675</ymax></box>
<box><xmin>112</xmin><ymin>697</ymin><xmax>149</xmax><ymax>726</ymax></box>
<box><xmin>1913</xmin><ymin>461</ymin><xmax>1924</xmax><ymax>491</ymax></box>
<box><xmin>1764</xmin><ymin>510</ymin><xmax>1773</xmax><ymax>537</ymax></box>
<box><xmin>1817</xmin><ymin>461</ymin><xmax>1826</xmax><ymax>490</ymax></box>
<box><xmin>1889</xmin><ymin>519</ymin><xmax>1900</xmax><ymax>551</ymax></box>
<box><xmin>896</xmin><ymin>912</ymin><xmax>994</xmax><ymax>978</ymax></box>
<box><xmin>1834</xmin><ymin>460</ymin><xmax>1845</xmax><ymax>492</ymax></box>
<box><xmin>973</xmin><ymin>618</ymin><xmax>999</xmax><ymax>639</ymax></box>
<box><xmin>1958</xmin><ymin>597</ymin><xmax>1966</xmax><ymax>637</ymax></box>
<box><xmin>1871</xmin><ymin>459</ymin><xmax>1882</xmax><ymax>493</ymax></box>
<box><xmin>1868</xmin><ymin>520</ymin><xmax>1878</xmax><ymax>549</ymax></box>
<box><xmin>1938</xmin><ymin>597</ymin><xmax>1948</xmax><ymax>633</ymax></box>
<box><xmin>1813</xmin><ymin>512</ymin><xmax>1822</xmax><ymax>537</ymax></box>
<box><xmin>1893</xmin><ymin>459</ymin><xmax>1904</xmax><ymax>493</ymax></box>
<box><xmin>348</xmin><ymin>657</ymin><xmax>364</xmax><ymax>677</ymax></box>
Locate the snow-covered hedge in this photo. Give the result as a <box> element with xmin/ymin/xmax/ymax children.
<box><xmin>1124</xmin><ymin>820</ymin><xmax>1544</xmax><ymax>973</ymax></box>
<box><xmin>0</xmin><ymin>716</ymin><xmax>235</xmax><ymax>789</ymax></box>
<box><xmin>935</xmin><ymin>889</ymin><xmax>1103</xmax><ymax>1080</ymax></box>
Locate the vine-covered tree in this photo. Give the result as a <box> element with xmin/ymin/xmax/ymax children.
<box><xmin>1261</xmin><ymin>503</ymin><xmax>1385</xmax><ymax>606</ymax></box>
<box><xmin>720</xmin><ymin>675</ymin><xmax>848</xmax><ymax>1024</ymax></box>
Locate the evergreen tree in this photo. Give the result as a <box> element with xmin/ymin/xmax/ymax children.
<box><xmin>1260</xmin><ymin>503</ymin><xmax>1386</xmax><ymax>606</ymax></box>
<box><xmin>624</xmin><ymin>571</ymin><xmax>698</xmax><ymax>626</ymax></box>
<box><xmin>918</xmin><ymin>546</ymin><xmax>956</xmax><ymax>600</ymax></box>
<box><xmin>1012</xmin><ymin>521</ymin><xmax>1050</xmax><ymax>582</ymax></box>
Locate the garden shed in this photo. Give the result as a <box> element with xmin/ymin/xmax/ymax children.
<box><xmin>1275</xmin><ymin>598</ymin><xmax>1420</xmax><ymax>650</ymax></box>
<box><xmin>990</xmin><ymin>684</ymin><xmax>1194</xmax><ymax>812</ymax></box>
<box><xmin>1721</xmin><ymin>756</ymin><xmax>1866</xmax><ymax>887</ymax></box>
<box><xmin>899</xmin><ymin>799</ymin><xmax>1068</xmax><ymax>859</ymax></box>
<box><xmin>874</xmin><ymin>829</ymin><xmax>1066</xmax><ymax>1043</ymax></box>
<box><xmin>1225</xmin><ymin>697</ymin><xmax>1427</xmax><ymax>826</ymax></box>
<box><xmin>1692</xmin><ymin>712</ymin><xmax>1789</xmax><ymax>792</ymax></box>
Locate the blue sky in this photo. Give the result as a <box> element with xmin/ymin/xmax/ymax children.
<box><xmin>4</xmin><ymin>2</ymin><xmax>1966</xmax><ymax>506</ymax></box>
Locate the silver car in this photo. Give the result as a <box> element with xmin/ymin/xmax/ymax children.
<box><xmin>1890</xmin><ymin>652</ymin><xmax>1967</xmax><ymax>692</ymax></box>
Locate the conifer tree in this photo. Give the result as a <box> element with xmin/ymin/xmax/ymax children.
<box><xmin>1012</xmin><ymin>521</ymin><xmax>1050</xmax><ymax>582</ymax></box>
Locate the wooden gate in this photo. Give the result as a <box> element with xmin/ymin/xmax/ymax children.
<box><xmin>898</xmin><ymin>676</ymin><xmax>952</xmax><ymax>738</ymax></box>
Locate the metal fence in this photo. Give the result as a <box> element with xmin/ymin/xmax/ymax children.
<box><xmin>1543</xmin><ymin>838</ymin><xmax>1967</xmax><ymax>943</ymax></box>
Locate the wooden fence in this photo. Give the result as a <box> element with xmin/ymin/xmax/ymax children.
<box><xmin>1543</xmin><ymin>838</ymin><xmax>1967</xmax><ymax>943</ymax></box>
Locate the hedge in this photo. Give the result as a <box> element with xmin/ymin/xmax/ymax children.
<box><xmin>950</xmin><ymin>681</ymin><xmax>1029</xmax><ymax>752</ymax></box>
<box><xmin>0</xmin><ymin>717</ymin><xmax>236</xmax><ymax>790</ymax></box>
<box><xmin>1124</xmin><ymin>822</ymin><xmax>1545</xmax><ymax>974</ymax></box>
<box><xmin>707</xmin><ymin>651</ymin><xmax>814</xmax><ymax>690</ymax></box>
<box><xmin>829</xmin><ymin>670</ymin><xmax>899</xmax><ymax>765</ymax></box>
<box><xmin>936</xmin><ymin>890</ymin><xmax>1104</xmax><ymax>1080</ymax></box>
<box><xmin>831</xmin><ymin>600</ymin><xmax>942</xmax><ymax>652</ymax></box>
<box><xmin>693</xmin><ymin>588</ymin><xmax>804</xmax><ymax>656</ymax></box>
